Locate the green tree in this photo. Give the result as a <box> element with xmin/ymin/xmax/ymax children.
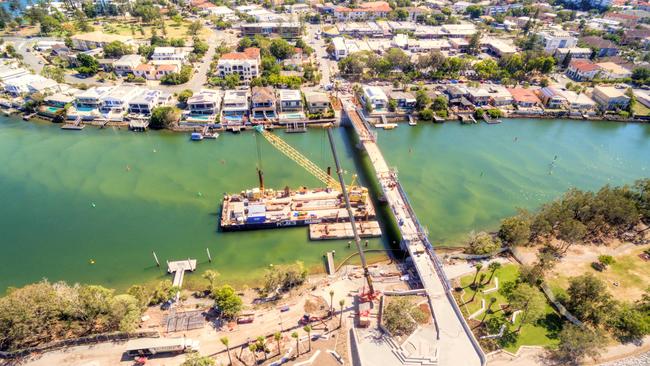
<box><xmin>224</xmin><ymin>73</ymin><xmax>240</xmax><ymax>89</ymax></box>
<box><xmin>431</xmin><ymin>95</ymin><xmax>448</xmax><ymax>112</ymax></box>
<box><xmin>187</xmin><ymin>20</ymin><xmax>202</xmax><ymax>36</ymax></box>
<box><xmin>202</xmin><ymin>269</ymin><xmax>220</xmax><ymax>289</ymax></box>
<box><xmin>383</xmin><ymin>297</ymin><xmax>418</xmax><ymax>336</ymax></box>
<box><xmin>212</xmin><ymin>285</ymin><xmax>243</xmax><ymax>320</ymax></box>
<box><xmin>485</xmin><ymin>262</ymin><xmax>501</xmax><ymax>285</ymax></box>
<box><xmin>468</xmin><ymin>32</ymin><xmax>481</xmax><ymax>55</ymax></box>
<box><xmin>102</xmin><ymin>41</ymin><xmax>133</xmax><ymax>58</ymax></box>
<box><xmin>498</xmin><ymin>210</ymin><xmax>532</xmax><ymax>246</ymax></box>
<box><xmin>566</xmin><ymin>274</ymin><xmax>612</xmax><ymax>325</ymax></box>
<box><xmin>41</xmin><ymin>65</ymin><xmax>65</xmax><ymax>83</ymax></box>
<box><xmin>150</xmin><ymin>106</ymin><xmax>180</xmax><ymax>129</ymax></box>
<box><xmin>274</xmin><ymin>332</ymin><xmax>282</xmax><ymax>356</ymax></box>
<box><xmin>76</xmin><ymin>53</ymin><xmax>99</xmax><ymax>75</ymax></box>
<box><xmin>339</xmin><ymin>299</ymin><xmax>346</xmax><ymax>328</ymax></box>
<box><xmin>415</xmin><ymin>89</ymin><xmax>431</xmax><ymax>111</ymax></box>
<box><xmin>609</xmin><ymin>303</ymin><xmax>650</xmax><ymax>342</ymax></box>
<box><xmin>467</xmin><ymin>232</ymin><xmax>501</xmax><ymax>255</ymax></box>
<box><xmin>269</xmin><ymin>38</ymin><xmax>295</xmax><ymax>60</ymax></box>
<box><xmin>465</xmin><ymin>5</ymin><xmax>483</xmax><ymax>18</ymax></box>
<box><xmin>109</xmin><ymin>294</ymin><xmax>141</xmax><ymax>332</ymax></box>
<box><xmin>507</xmin><ymin>283</ymin><xmax>546</xmax><ymax>331</ymax></box>
<box><xmin>419</xmin><ymin>108</ymin><xmax>434</xmax><ymax>121</ymax></box>
<box><xmin>177</xmin><ymin>89</ymin><xmax>194</xmax><ymax>105</ymax></box>
<box><xmin>550</xmin><ymin>325</ymin><xmax>604</xmax><ymax>366</ymax></box>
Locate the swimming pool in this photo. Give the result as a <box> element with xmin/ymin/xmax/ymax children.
<box><xmin>189</xmin><ymin>114</ymin><xmax>211</xmax><ymax>120</ymax></box>
<box><xmin>45</xmin><ymin>106</ymin><xmax>60</xmax><ymax>113</ymax></box>
<box><xmin>76</xmin><ymin>106</ymin><xmax>95</xmax><ymax>112</ymax></box>
<box><xmin>280</xmin><ymin>112</ymin><xmax>304</xmax><ymax>120</ymax></box>
<box><xmin>222</xmin><ymin>115</ymin><xmax>243</xmax><ymax>122</ymax></box>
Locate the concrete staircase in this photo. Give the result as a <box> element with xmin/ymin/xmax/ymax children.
<box><xmin>382</xmin><ymin>334</ymin><xmax>438</xmax><ymax>366</ymax></box>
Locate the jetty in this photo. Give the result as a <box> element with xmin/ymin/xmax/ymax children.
<box><xmin>407</xmin><ymin>114</ymin><xmax>417</xmax><ymax>126</ymax></box>
<box><xmin>459</xmin><ymin>114</ymin><xmax>477</xmax><ymax>124</ymax></box>
<box><xmin>129</xmin><ymin>120</ymin><xmax>149</xmax><ymax>132</ymax></box>
<box><xmin>482</xmin><ymin>114</ymin><xmax>502</xmax><ymax>124</ymax></box>
<box><xmin>285</xmin><ymin>121</ymin><xmax>307</xmax><ymax>133</ymax></box>
<box><xmin>325</xmin><ymin>251</ymin><xmax>335</xmax><ymax>275</ymax></box>
<box><xmin>432</xmin><ymin>112</ymin><xmax>445</xmax><ymax>123</ymax></box>
<box><xmin>62</xmin><ymin>116</ymin><xmax>84</xmax><ymax>130</ymax></box>
<box><xmin>167</xmin><ymin>259</ymin><xmax>197</xmax><ymax>290</ymax></box>
<box><xmin>344</xmin><ymin>98</ymin><xmax>485</xmax><ymax>366</ymax></box>
<box><xmin>309</xmin><ymin>221</ymin><xmax>381</xmax><ymax>240</ymax></box>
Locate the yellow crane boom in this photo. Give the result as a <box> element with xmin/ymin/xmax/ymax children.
<box><xmin>255</xmin><ymin>127</ymin><xmax>341</xmax><ymax>190</ymax></box>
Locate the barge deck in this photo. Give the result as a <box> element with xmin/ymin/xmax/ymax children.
<box><xmin>220</xmin><ymin>186</ymin><xmax>376</xmax><ymax>232</ymax></box>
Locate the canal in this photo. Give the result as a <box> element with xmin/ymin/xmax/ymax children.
<box><xmin>0</xmin><ymin>117</ymin><xmax>648</xmax><ymax>291</ymax></box>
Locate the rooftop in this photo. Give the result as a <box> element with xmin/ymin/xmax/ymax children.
<box><xmin>219</xmin><ymin>48</ymin><xmax>261</xmax><ymax>61</ymax></box>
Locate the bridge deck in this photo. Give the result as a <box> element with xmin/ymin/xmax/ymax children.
<box><xmin>345</xmin><ymin>105</ymin><xmax>484</xmax><ymax>366</ymax></box>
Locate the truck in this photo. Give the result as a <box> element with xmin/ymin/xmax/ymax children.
<box><xmin>125</xmin><ymin>338</ymin><xmax>199</xmax><ymax>357</ymax></box>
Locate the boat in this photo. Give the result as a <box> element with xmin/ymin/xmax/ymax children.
<box><xmin>376</xmin><ymin>123</ymin><xmax>398</xmax><ymax>130</ymax></box>
<box><xmin>23</xmin><ymin>113</ymin><xmax>36</xmax><ymax>121</ymax></box>
<box><xmin>190</xmin><ymin>132</ymin><xmax>203</xmax><ymax>141</ymax></box>
<box><xmin>203</xmin><ymin>132</ymin><xmax>219</xmax><ymax>139</ymax></box>
<box><xmin>408</xmin><ymin>115</ymin><xmax>417</xmax><ymax>126</ymax></box>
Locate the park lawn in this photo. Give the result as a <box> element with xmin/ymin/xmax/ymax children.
<box><xmin>101</xmin><ymin>19</ymin><xmax>212</xmax><ymax>40</ymax></box>
<box><xmin>633</xmin><ymin>102</ymin><xmax>650</xmax><ymax>117</ymax></box>
<box><xmin>459</xmin><ymin>263</ymin><xmax>561</xmax><ymax>353</ymax></box>
<box><xmin>546</xmin><ymin>246</ymin><xmax>650</xmax><ymax>301</ymax></box>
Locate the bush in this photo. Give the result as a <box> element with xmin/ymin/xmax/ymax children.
<box><xmin>598</xmin><ymin>255</ymin><xmax>615</xmax><ymax>266</ymax></box>
<box><xmin>419</xmin><ymin>108</ymin><xmax>434</xmax><ymax>121</ymax></box>
<box><xmin>161</xmin><ymin>65</ymin><xmax>193</xmax><ymax>85</ymax></box>
<box><xmin>177</xmin><ymin>89</ymin><xmax>194</xmax><ymax>104</ymax></box>
<box><xmin>150</xmin><ymin>106</ymin><xmax>180</xmax><ymax>129</ymax></box>
<box><xmin>467</xmin><ymin>232</ymin><xmax>501</xmax><ymax>255</ymax></box>
<box><xmin>383</xmin><ymin>297</ymin><xmax>417</xmax><ymax>336</ymax></box>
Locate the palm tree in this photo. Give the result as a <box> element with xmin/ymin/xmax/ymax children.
<box><xmin>329</xmin><ymin>290</ymin><xmax>335</xmax><ymax>317</ymax></box>
<box><xmin>220</xmin><ymin>336</ymin><xmax>232</xmax><ymax>366</ymax></box>
<box><xmin>481</xmin><ymin>297</ymin><xmax>497</xmax><ymax>325</ymax></box>
<box><xmin>274</xmin><ymin>332</ymin><xmax>282</xmax><ymax>356</ymax></box>
<box><xmin>339</xmin><ymin>299</ymin><xmax>345</xmax><ymax>328</ymax></box>
<box><xmin>291</xmin><ymin>331</ymin><xmax>299</xmax><ymax>358</ymax></box>
<box><xmin>303</xmin><ymin>325</ymin><xmax>312</xmax><ymax>352</ymax></box>
<box><xmin>485</xmin><ymin>262</ymin><xmax>501</xmax><ymax>285</ymax></box>
<box><xmin>471</xmin><ymin>263</ymin><xmax>483</xmax><ymax>288</ymax></box>
<box><xmin>202</xmin><ymin>269</ymin><xmax>220</xmax><ymax>290</ymax></box>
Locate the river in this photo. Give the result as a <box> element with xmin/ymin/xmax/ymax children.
<box><xmin>0</xmin><ymin>117</ymin><xmax>648</xmax><ymax>291</ymax></box>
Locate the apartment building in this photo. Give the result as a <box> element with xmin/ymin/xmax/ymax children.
<box><xmin>217</xmin><ymin>48</ymin><xmax>261</xmax><ymax>82</ymax></box>
<box><xmin>334</xmin><ymin>1</ymin><xmax>392</xmax><ymax>21</ymax></box>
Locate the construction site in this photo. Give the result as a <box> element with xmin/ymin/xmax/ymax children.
<box><xmin>219</xmin><ymin>125</ymin><xmax>382</xmax><ymax>241</ymax></box>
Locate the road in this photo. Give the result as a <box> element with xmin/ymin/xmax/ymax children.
<box><xmin>305</xmin><ymin>23</ymin><xmax>336</xmax><ymax>88</ymax></box>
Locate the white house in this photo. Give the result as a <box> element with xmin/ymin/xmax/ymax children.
<box><xmin>537</xmin><ymin>28</ymin><xmax>578</xmax><ymax>53</ymax></box>
<box><xmin>151</xmin><ymin>47</ymin><xmax>191</xmax><ymax>62</ymax></box>
<box><xmin>278</xmin><ymin>89</ymin><xmax>303</xmax><ymax>112</ymax></box>
<box><xmin>188</xmin><ymin>89</ymin><xmax>221</xmax><ymax>115</ymax></box>
<box><xmin>128</xmin><ymin>89</ymin><xmax>169</xmax><ymax>115</ymax></box>
<box><xmin>362</xmin><ymin>86</ymin><xmax>388</xmax><ymax>112</ymax></box>
<box><xmin>99</xmin><ymin>85</ymin><xmax>143</xmax><ymax>114</ymax></box>
<box><xmin>221</xmin><ymin>89</ymin><xmax>250</xmax><ymax>124</ymax></box>
<box><xmin>217</xmin><ymin>48</ymin><xmax>261</xmax><ymax>82</ymax></box>
<box><xmin>4</xmin><ymin>74</ymin><xmax>59</xmax><ymax>96</ymax></box>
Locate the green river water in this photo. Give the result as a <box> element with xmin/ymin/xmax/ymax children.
<box><xmin>0</xmin><ymin>117</ymin><xmax>649</xmax><ymax>291</ymax></box>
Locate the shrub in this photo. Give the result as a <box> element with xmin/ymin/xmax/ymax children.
<box><xmin>467</xmin><ymin>232</ymin><xmax>501</xmax><ymax>255</ymax></box>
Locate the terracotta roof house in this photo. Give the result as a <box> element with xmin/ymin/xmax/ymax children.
<box><xmin>507</xmin><ymin>88</ymin><xmax>541</xmax><ymax>108</ymax></box>
<box><xmin>566</xmin><ymin>59</ymin><xmax>601</xmax><ymax>81</ymax></box>
<box><xmin>217</xmin><ymin>48</ymin><xmax>261</xmax><ymax>82</ymax></box>
<box><xmin>579</xmin><ymin>36</ymin><xmax>618</xmax><ymax>57</ymax></box>
<box><xmin>251</xmin><ymin>86</ymin><xmax>277</xmax><ymax>121</ymax></box>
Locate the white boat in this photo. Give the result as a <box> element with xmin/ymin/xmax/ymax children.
<box><xmin>190</xmin><ymin>132</ymin><xmax>203</xmax><ymax>141</ymax></box>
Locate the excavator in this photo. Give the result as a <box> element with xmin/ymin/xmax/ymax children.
<box><xmin>253</xmin><ymin>125</ymin><xmax>376</xmax><ymax>296</ymax></box>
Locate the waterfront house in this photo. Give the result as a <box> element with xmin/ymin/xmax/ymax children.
<box><xmin>557</xmin><ymin>89</ymin><xmax>596</xmax><ymax>111</ymax></box>
<box><xmin>113</xmin><ymin>54</ymin><xmax>142</xmax><ymax>76</ymax></box>
<box><xmin>486</xmin><ymin>85</ymin><xmax>513</xmax><ymax>106</ymax></box>
<box><xmin>0</xmin><ymin>65</ymin><xmax>29</xmax><ymax>84</ymax></box>
<box><xmin>388</xmin><ymin>91</ymin><xmax>416</xmax><ymax>111</ymax></box>
<box><xmin>44</xmin><ymin>93</ymin><xmax>74</xmax><ymax>107</ymax></box>
<box><xmin>305</xmin><ymin>92</ymin><xmax>332</xmax><ymax>114</ymax></box>
<box><xmin>251</xmin><ymin>86</ymin><xmax>277</xmax><ymax>121</ymax></box>
<box><xmin>591</xmin><ymin>86</ymin><xmax>630</xmax><ymax>110</ymax></box>
<box><xmin>361</xmin><ymin>86</ymin><xmax>388</xmax><ymax>112</ymax></box>
<box><xmin>70</xmin><ymin>32</ymin><xmax>134</xmax><ymax>51</ymax></box>
<box><xmin>75</xmin><ymin>86</ymin><xmax>114</xmax><ymax>109</ymax></box>
<box><xmin>536</xmin><ymin>87</ymin><xmax>568</xmax><ymax>109</ymax></box>
<box><xmin>278</xmin><ymin>89</ymin><xmax>303</xmax><ymax>112</ymax></box>
<box><xmin>3</xmin><ymin>74</ymin><xmax>59</xmax><ymax>96</ymax></box>
<box><xmin>221</xmin><ymin>89</ymin><xmax>250</xmax><ymax>124</ymax></box>
<box><xmin>566</xmin><ymin>59</ymin><xmax>601</xmax><ymax>81</ymax></box>
<box><xmin>151</xmin><ymin>47</ymin><xmax>191</xmax><ymax>62</ymax></box>
<box><xmin>99</xmin><ymin>85</ymin><xmax>143</xmax><ymax>114</ymax></box>
<box><xmin>467</xmin><ymin>87</ymin><xmax>491</xmax><ymax>107</ymax></box>
<box><xmin>187</xmin><ymin>89</ymin><xmax>221</xmax><ymax>116</ymax></box>
<box><xmin>128</xmin><ymin>89</ymin><xmax>170</xmax><ymax>116</ymax></box>
<box><xmin>507</xmin><ymin>87</ymin><xmax>541</xmax><ymax>108</ymax></box>
<box><xmin>445</xmin><ymin>85</ymin><xmax>470</xmax><ymax>100</ymax></box>
<box><xmin>217</xmin><ymin>48</ymin><xmax>261</xmax><ymax>82</ymax></box>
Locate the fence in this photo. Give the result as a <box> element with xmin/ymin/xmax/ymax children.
<box><xmin>0</xmin><ymin>331</ymin><xmax>160</xmax><ymax>359</ymax></box>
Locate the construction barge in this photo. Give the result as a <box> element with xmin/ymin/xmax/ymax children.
<box><xmin>220</xmin><ymin>186</ymin><xmax>378</xmax><ymax>234</ymax></box>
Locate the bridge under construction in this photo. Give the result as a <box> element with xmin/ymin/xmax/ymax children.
<box><xmin>343</xmin><ymin>97</ymin><xmax>486</xmax><ymax>366</ymax></box>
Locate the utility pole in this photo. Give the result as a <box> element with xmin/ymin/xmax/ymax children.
<box><xmin>326</xmin><ymin>127</ymin><xmax>374</xmax><ymax>295</ymax></box>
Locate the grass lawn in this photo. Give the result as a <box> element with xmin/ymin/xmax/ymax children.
<box><xmin>633</xmin><ymin>102</ymin><xmax>650</xmax><ymax>117</ymax></box>
<box><xmin>457</xmin><ymin>263</ymin><xmax>562</xmax><ymax>353</ymax></box>
<box><xmin>546</xmin><ymin>246</ymin><xmax>650</xmax><ymax>301</ymax></box>
<box><xmin>100</xmin><ymin>18</ymin><xmax>212</xmax><ymax>40</ymax></box>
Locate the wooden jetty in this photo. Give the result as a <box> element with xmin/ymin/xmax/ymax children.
<box><xmin>432</xmin><ymin>112</ymin><xmax>445</xmax><ymax>123</ymax></box>
<box><xmin>61</xmin><ymin>116</ymin><xmax>84</xmax><ymax>130</ymax></box>
<box><xmin>459</xmin><ymin>114</ymin><xmax>477</xmax><ymax>124</ymax></box>
<box><xmin>309</xmin><ymin>221</ymin><xmax>382</xmax><ymax>240</ymax></box>
<box><xmin>482</xmin><ymin>114</ymin><xmax>502</xmax><ymax>124</ymax></box>
<box><xmin>326</xmin><ymin>251</ymin><xmax>335</xmax><ymax>275</ymax></box>
<box><xmin>129</xmin><ymin>120</ymin><xmax>149</xmax><ymax>132</ymax></box>
<box><xmin>407</xmin><ymin>115</ymin><xmax>417</xmax><ymax>126</ymax></box>
<box><xmin>22</xmin><ymin>113</ymin><xmax>36</xmax><ymax>121</ymax></box>
<box><xmin>167</xmin><ymin>259</ymin><xmax>197</xmax><ymax>289</ymax></box>
<box><xmin>285</xmin><ymin>121</ymin><xmax>307</xmax><ymax>133</ymax></box>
